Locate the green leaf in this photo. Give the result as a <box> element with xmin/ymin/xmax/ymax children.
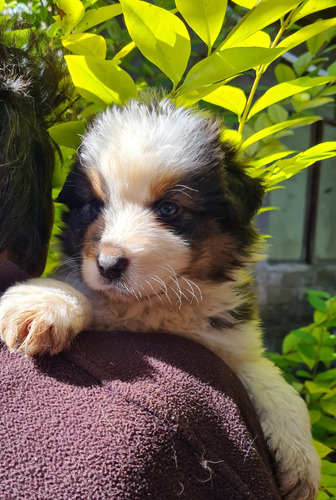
<box><xmin>220</xmin><ymin>129</ymin><xmax>242</xmax><ymax>147</ymax></box>
<box><xmin>317</xmin><ymin>492</ymin><xmax>332</xmax><ymax>500</ymax></box>
<box><xmin>296</xmin><ymin>370</ymin><xmax>312</xmax><ymax>378</ymax></box>
<box><xmin>307</xmin><ymin>292</ymin><xmax>328</xmax><ymax>313</ymax></box>
<box><xmin>62</xmin><ymin>33</ymin><xmax>106</xmax><ymax>58</ymax></box>
<box><xmin>274</xmin><ymin>63</ymin><xmax>296</xmax><ymax>83</ymax></box>
<box><xmin>322</xmin><ymin>334</ymin><xmax>336</xmax><ymax>346</ymax></box>
<box><xmin>230</xmin><ymin>0</ymin><xmax>257</xmax><ymax>7</ymax></box>
<box><xmin>234</xmin><ymin>30</ymin><xmax>271</xmax><ymax>48</ymax></box>
<box><xmin>254</xmin><ymin>113</ymin><xmax>272</xmax><ymax>132</ymax></box>
<box><xmin>298</xmin><ymin>343</ymin><xmax>317</xmax><ymax>360</ymax></box>
<box><xmin>320</xmin><ymin>399</ymin><xmax>336</xmax><ymax>417</ymax></box>
<box><xmin>320</xmin><ymin>473</ymin><xmax>336</xmax><ymax>487</ymax></box>
<box><xmin>314</xmin><ymin>439</ymin><xmax>333</xmax><ymax>458</ymax></box>
<box><xmin>319</xmin><ymin>417</ymin><xmax>336</xmax><ymax>434</ymax></box>
<box><xmin>242</xmin><ymin>116</ymin><xmax>321</xmax><ymax>149</ymax></box>
<box><xmin>278</xmin><ymin>18</ymin><xmax>336</xmax><ymax>53</ymax></box>
<box><xmin>322</xmin><ymin>460</ymin><xmax>336</xmax><ymax>477</ymax></box>
<box><xmin>282</xmin><ymin>333</ymin><xmax>299</xmax><ymax>354</ymax></box>
<box><xmin>293</xmin><ymin>52</ymin><xmax>313</xmax><ymax>77</ymax></box>
<box><xmin>65</xmin><ymin>55</ymin><xmax>137</xmax><ymax>106</ymax></box>
<box><xmin>316</xmin><ymin>368</ymin><xmax>336</xmax><ymax>382</ymax></box>
<box><xmin>121</xmin><ymin>0</ymin><xmax>190</xmax><ymax>88</ymax></box>
<box><xmin>178</xmin><ymin>47</ymin><xmax>282</xmax><ymax>94</ymax></box>
<box><xmin>305</xmin><ymin>381</ymin><xmax>328</xmax><ymax>394</ymax></box>
<box><xmin>308</xmin><ymin>290</ymin><xmax>332</xmax><ymax>299</ymax></box>
<box><xmin>47</xmin><ymin>22</ymin><xmax>61</xmax><ymax>38</ymax></box>
<box><xmin>48</xmin><ymin>121</ymin><xmax>86</xmax><ymax>149</ymax></box>
<box><xmin>295</xmin><ymin>97</ymin><xmax>335</xmax><ymax>112</ymax></box>
<box><xmin>297</xmin><ymin>343</ymin><xmax>317</xmax><ymax>369</ymax></box>
<box><xmin>291</xmin><ymin>329</ymin><xmax>317</xmax><ymax>343</ymax></box>
<box><xmin>319</xmin><ymin>346</ymin><xmax>336</xmax><ymax>363</ymax></box>
<box><xmin>283</xmin><ymin>352</ymin><xmax>302</xmax><ymax>363</ymax></box>
<box><xmin>265</xmin><ymin>143</ymin><xmax>336</xmax><ymax>186</ymax></box>
<box><xmin>307</xmin><ymin>30</ymin><xmax>326</xmax><ymax>55</ymax></box>
<box><xmin>296</xmin><ymin>141</ymin><xmax>336</xmax><ymax>160</ymax></box>
<box><xmin>176</xmin><ymin>0</ymin><xmax>227</xmax><ymax>50</ymax></box>
<box><xmin>174</xmin><ymin>81</ymin><xmax>230</xmax><ymax>107</ymax></box>
<box><xmin>328</xmin><ymin>61</ymin><xmax>336</xmax><ymax>76</ymax></box>
<box><xmin>0</xmin><ymin>0</ymin><xmax>4</xmax><ymax>11</ymax></box>
<box><xmin>53</xmin><ymin>0</ymin><xmax>85</xmax><ymax>35</ymax></box>
<box><xmin>249</xmin><ymin>76</ymin><xmax>335</xmax><ymax>119</ymax></box>
<box><xmin>251</xmin><ymin>151</ymin><xmax>296</xmax><ymax>168</ymax></box>
<box><xmin>267</xmin><ymin>104</ymin><xmax>288</xmax><ymax>123</ymax></box>
<box><xmin>314</xmin><ymin>309</ymin><xmax>328</xmax><ymax>325</ymax></box>
<box><xmin>112</xmin><ymin>41</ymin><xmax>136</xmax><ymax>64</ymax></box>
<box><xmin>202</xmin><ymin>85</ymin><xmax>246</xmax><ymax>117</ymax></box>
<box><xmin>74</xmin><ymin>4</ymin><xmax>122</xmax><ymax>33</ymax></box>
<box><xmin>320</xmin><ymin>85</ymin><xmax>336</xmax><ymax>98</ymax></box>
<box><xmin>309</xmin><ymin>409</ymin><xmax>321</xmax><ymax>423</ymax></box>
<box><xmin>220</xmin><ymin>0</ymin><xmax>299</xmax><ymax>49</ymax></box>
<box><xmin>258</xmin><ymin>206</ymin><xmax>279</xmax><ymax>214</ymax></box>
<box><xmin>291</xmin><ymin>0</ymin><xmax>336</xmax><ymax>24</ymax></box>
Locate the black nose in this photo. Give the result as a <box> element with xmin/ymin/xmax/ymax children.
<box><xmin>97</xmin><ymin>256</ymin><xmax>129</xmax><ymax>281</ymax></box>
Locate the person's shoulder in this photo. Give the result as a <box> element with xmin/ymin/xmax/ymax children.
<box><xmin>0</xmin><ymin>257</ymin><xmax>29</xmax><ymax>294</ymax></box>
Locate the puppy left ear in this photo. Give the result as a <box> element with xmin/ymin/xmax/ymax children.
<box><xmin>222</xmin><ymin>142</ymin><xmax>265</xmax><ymax>224</ymax></box>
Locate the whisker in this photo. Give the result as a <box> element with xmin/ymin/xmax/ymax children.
<box><xmin>180</xmin><ymin>276</ymin><xmax>203</xmax><ymax>302</ymax></box>
<box><xmin>151</xmin><ymin>275</ymin><xmax>172</xmax><ymax>308</ymax></box>
<box><xmin>145</xmin><ymin>279</ymin><xmax>166</xmax><ymax>308</ymax></box>
<box><xmin>168</xmin><ymin>285</ymin><xmax>182</xmax><ymax>309</ymax></box>
<box><xmin>138</xmin><ymin>283</ymin><xmax>152</xmax><ymax>306</ymax></box>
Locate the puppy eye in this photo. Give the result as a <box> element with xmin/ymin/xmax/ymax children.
<box><xmin>157</xmin><ymin>201</ymin><xmax>181</xmax><ymax>220</ymax></box>
<box><xmin>80</xmin><ymin>198</ymin><xmax>103</xmax><ymax>222</ymax></box>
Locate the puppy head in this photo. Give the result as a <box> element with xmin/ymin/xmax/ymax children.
<box><xmin>58</xmin><ymin>97</ymin><xmax>264</xmax><ymax>302</ymax></box>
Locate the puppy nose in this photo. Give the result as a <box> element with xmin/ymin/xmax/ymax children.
<box><xmin>97</xmin><ymin>255</ymin><xmax>129</xmax><ymax>280</ymax></box>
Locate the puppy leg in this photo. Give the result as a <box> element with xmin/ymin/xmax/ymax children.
<box><xmin>0</xmin><ymin>279</ymin><xmax>92</xmax><ymax>356</ymax></box>
<box><xmin>230</xmin><ymin>355</ymin><xmax>320</xmax><ymax>500</ymax></box>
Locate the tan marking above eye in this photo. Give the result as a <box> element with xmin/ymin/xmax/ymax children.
<box><xmin>85</xmin><ymin>167</ymin><xmax>107</xmax><ymax>202</ymax></box>
<box><xmin>148</xmin><ymin>171</ymin><xmax>181</xmax><ymax>204</ymax></box>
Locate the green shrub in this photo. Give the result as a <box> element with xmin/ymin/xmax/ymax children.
<box><xmin>268</xmin><ymin>291</ymin><xmax>336</xmax><ymax>499</ymax></box>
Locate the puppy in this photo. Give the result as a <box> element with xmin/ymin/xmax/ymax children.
<box><xmin>0</xmin><ymin>94</ymin><xmax>320</xmax><ymax>499</ymax></box>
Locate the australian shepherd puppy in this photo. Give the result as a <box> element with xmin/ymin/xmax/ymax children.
<box><xmin>0</xmin><ymin>93</ymin><xmax>320</xmax><ymax>498</ymax></box>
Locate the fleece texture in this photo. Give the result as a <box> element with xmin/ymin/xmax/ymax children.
<box><xmin>0</xmin><ymin>258</ymin><xmax>281</xmax><ymax>499</ymax></box>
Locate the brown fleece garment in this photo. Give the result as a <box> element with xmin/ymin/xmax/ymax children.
<box><xmin>0</xmin><ymin>258</ymin><xmax>281</xmax><ymax>499</ymax></box>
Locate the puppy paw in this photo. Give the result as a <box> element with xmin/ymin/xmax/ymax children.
<box><xmin>0</xmin><ymin>279</ymin><xmax>92</xmax><ymax>356</ymax></box>
<box><xmin>275</xmin><ymin>439</ymin><xmax>320</xmax><ymax>500</ymax></box>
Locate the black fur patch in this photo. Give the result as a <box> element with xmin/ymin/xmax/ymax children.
<box><xmin>57</xmin><ymin>162</ymin><xmax>103</xmax><ymax>257</ymax></box>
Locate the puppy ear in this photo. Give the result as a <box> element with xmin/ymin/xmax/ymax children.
<box><xmin>56</xmin><ymin>161</ymin><xmax>92</xmax><ymax>208</ymax></box>
<box><xmin>221</xmin><ymin>142</ymin><xmax>265</xmax><ymax>224</ymax></box>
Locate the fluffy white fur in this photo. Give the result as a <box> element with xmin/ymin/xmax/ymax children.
<box><xmin>0</xmin><ymin>97</ymin><xmax>320</xmax><ymax>499</ymax></box>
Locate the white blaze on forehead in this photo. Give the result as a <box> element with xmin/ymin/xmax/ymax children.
<box><xmin>80</xmin><ymin>99</ymin><xmax>220</xmax><ymax>203</ymax></box>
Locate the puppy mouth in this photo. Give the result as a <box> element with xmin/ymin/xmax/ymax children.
<box><xmin>93</xmin><ymin>269</ymin><xmax>203</xmax><ymax>308</ymax></box>
<box><xmin>82</xmin><ymin>255</ymin><xmax>203</xmax><ymax>306</ymax></box>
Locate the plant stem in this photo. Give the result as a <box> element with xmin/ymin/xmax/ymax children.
<box><xmin>238</xmin><ymin>68</ymin><xmax>262</xmax><ymax>135</ymax></box>
<box><xmin>237</xmin><ymin>8</ymin><xmax>298</xmax><ymax>136</ymax></box>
